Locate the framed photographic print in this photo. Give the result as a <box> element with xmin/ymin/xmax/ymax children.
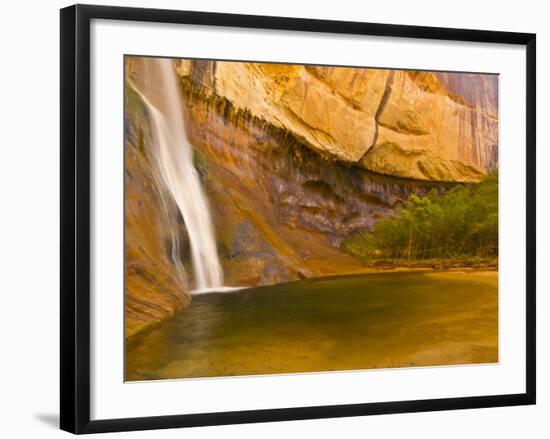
<box><xmin>60</xmin><ymin>4</ymin><xmax>536</xmax><ymax>434</ymax></box>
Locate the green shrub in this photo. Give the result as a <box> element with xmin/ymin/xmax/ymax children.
<box><xmin>341</xmin><ymin>171</ymin><xmax>498</xmax><ymax>261</ymax></box>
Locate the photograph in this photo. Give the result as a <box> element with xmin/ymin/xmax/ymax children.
<box><xmin>0</xmin><ymin>0</ymin><xmax>542</xmax><ymax>436</ymax></box>
<box><xmin>123</xmin><ymin>56</ymin><xmax>499</xmax><ymax>381</ymax></box>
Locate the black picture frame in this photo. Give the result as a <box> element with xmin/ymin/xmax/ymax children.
<box><xmin>60</xmin><ymin>4</ymin><xmax>536</xmax><ymax>434</ymax></box>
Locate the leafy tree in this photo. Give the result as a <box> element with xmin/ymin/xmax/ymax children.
<box><xmin>341</xmin><ymin>172</ymin><xmax>498</xmax><ymax>261</ymax></box>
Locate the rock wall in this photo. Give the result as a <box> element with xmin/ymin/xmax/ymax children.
<box><xmin>176</xmin><ymin>61</ymin><xmax>498</xmax><ymax>182</ymax></box>
<box><xmin>178</xmin><ymin>81</ymin><xmax>453</xmax><ymax>288</ymax></box>
<box><xmin>124</xmin><ymin>81</ymin><xmax>190</xmax><ymax>338</ymax></box>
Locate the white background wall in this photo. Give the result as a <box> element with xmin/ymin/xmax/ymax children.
<box><xmin>0</xmin><ymin>0</ymin><xmax>546</xmax><ymax>437</ymax></box>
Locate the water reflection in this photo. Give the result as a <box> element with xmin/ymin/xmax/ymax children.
<box><xmin>125</xmin><ymin>271</ymin><xmax>497</xmax><ymax>381</ymax></box>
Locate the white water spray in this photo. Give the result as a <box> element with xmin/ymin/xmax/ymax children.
<box><xmin>130</xmin><ymin>59</ymin><xmax>224</xmax><ymax>292</ymax></box>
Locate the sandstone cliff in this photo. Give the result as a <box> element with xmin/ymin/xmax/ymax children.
<box><xmin>176</xmin><ymin>61</ymin><xmax>498</xmax><ymax>182</ymax></box>
<box><xmin>124</xmin><ymin>83</ymin><xmax>190</xmax><ymax>337</ymax></box>
<box><xmin>180</xmin><ymin>95</ymin><xmax>447</xmax><ymax>288</ymax></box>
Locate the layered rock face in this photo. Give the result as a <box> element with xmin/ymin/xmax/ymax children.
<box><xmin>181</xmin><ymin>98</ymin><xmax>441</xmax><ymax>286</ymax></box>
<box><xmin>180</xmin><ymin>95</ymin><xmax>448</xmax><ymax>287</ymax></box>
<box><xmin>176</xmin><ymin>61</ymin><xmax>498</xmax><ymax>182</ymax></box>
<box><xmin>124</xmin><ymin>80</ymin><xmax>190</xmax><ymax>338</ymax></box>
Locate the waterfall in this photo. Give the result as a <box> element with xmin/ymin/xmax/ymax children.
<box><xmin>129</xmin><ymin>58</ymin><xmax>224</xmax><ymax>292</ymax></box>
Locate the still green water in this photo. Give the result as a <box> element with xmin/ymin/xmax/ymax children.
<box><xmin>125</xmin><ymin>270</ymin><xmax>497</xmax><ymax>381</ymax></box>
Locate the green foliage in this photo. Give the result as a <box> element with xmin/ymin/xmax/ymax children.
<box><xmin>125</xmin><ymin>82</ymin><xmax>147</xmax><ymax>123</ymax></box>
<box><xmin>125</xmin><ymin>82</ymin><xmax>151</xmax><ymax>153</ymax></box>
<box><xmin>340</xmin><ymin>232</ymin><xmax>378</xmax><ymax>262</ymax></box>
<box><xmin>193</xmin><ymin>149</ymin><xmax>209</xmax><ymax>175</ymax></box>
<box><xmin>341</xmin><ymin>172</ymin><xmax>498</xmax><ymax>261</ymax></box>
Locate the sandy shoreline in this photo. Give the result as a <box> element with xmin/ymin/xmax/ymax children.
<box><xmin>297</xmin><ymin>262</ymin><xmax>498</xmax><ymax>283</ymax></box>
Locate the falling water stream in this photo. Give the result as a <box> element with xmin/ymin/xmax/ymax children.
<box><xmin>129</xmin><ymin>59</ymin><xmax>225</xmax><ymax>293</ymax></box>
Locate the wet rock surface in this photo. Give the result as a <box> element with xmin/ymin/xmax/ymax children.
<box><xmin>124</xmin><ymin>84</ymin><xmax>190</xmax><ymax>337</ymax></box>
<box><xmin>181</xmin><ymin>91</ymin><xmax>450</xmax><ymax>287</ymax></box>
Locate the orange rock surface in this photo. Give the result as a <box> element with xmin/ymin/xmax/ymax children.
<box><xmin>176</xmin><ymin>60</ymin><xmax>497</xmax><ymax>182</ymax></box>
